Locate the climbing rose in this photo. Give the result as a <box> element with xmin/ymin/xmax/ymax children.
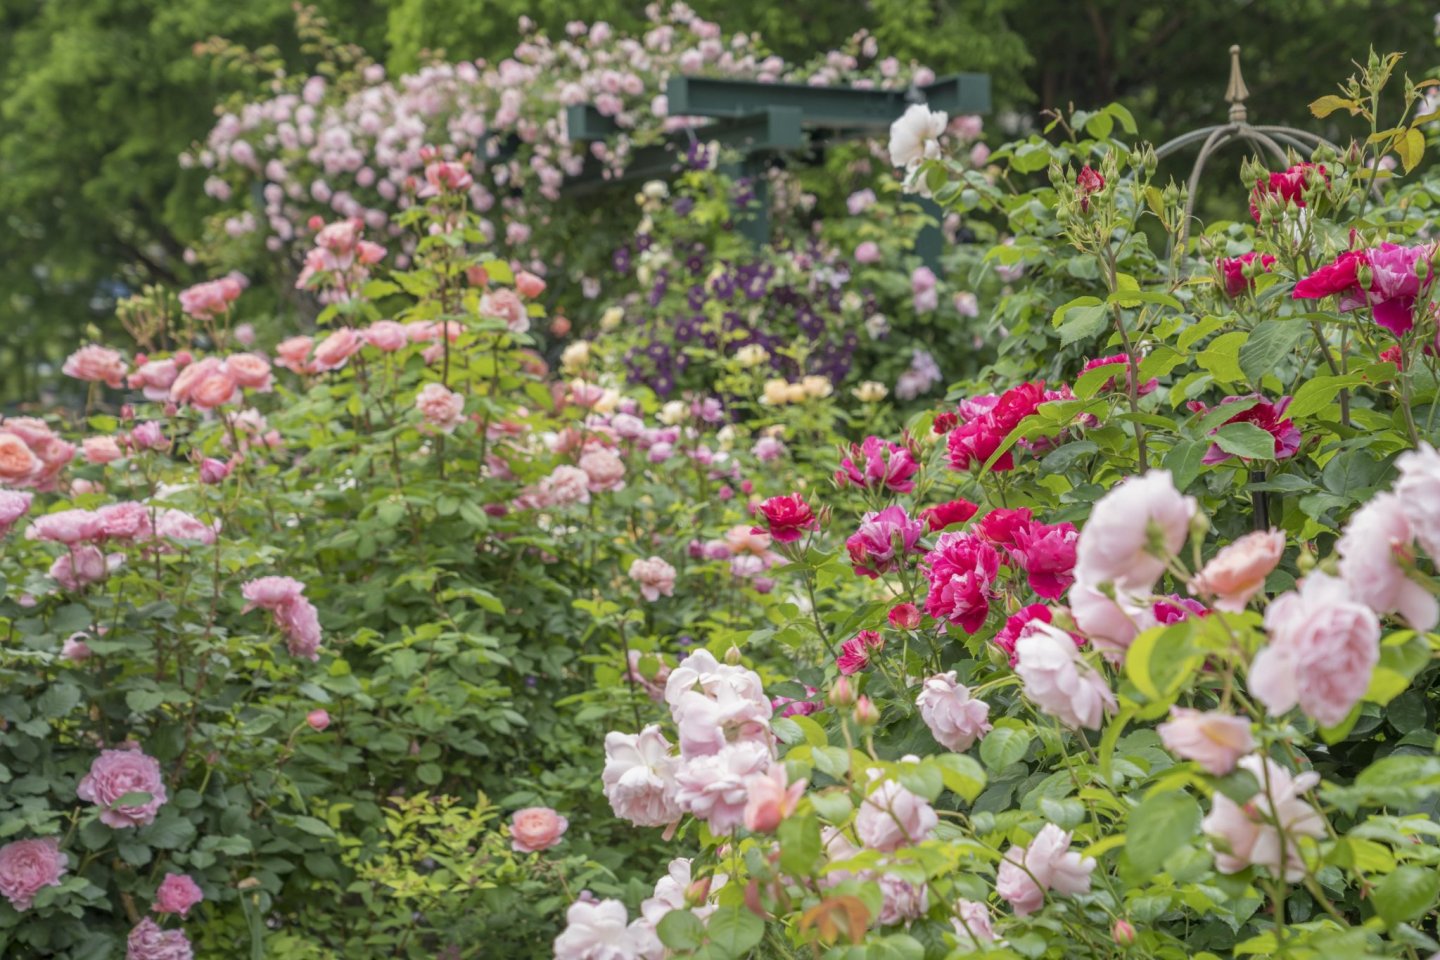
<box><xmin>602</xmin><ymin>726</ymin><xmax>680</xmax><ymax>828</ymax></box>
<box><xmin>755</xmin><ymin>493</ymin><xmax>816</xmax><ymax>543</ymax></box>
<box><xmin>628</xmin><ymin>556</ymin><xmax>676</xmax><ymax>601</ymax></box>
<box><xmin>1202</xmin><ymin>755</ymin><xmax>1323</xmax><ymax>881</ymax></box>
<box><xmin>915</xmin><ymin>672</ymin><xmax>992</xmax><ymax>751</ymax></box>
<box><xmin>1293</xmin><ymin>242</ymin><xmax>1431</xmax><ymax>335</ymax></box>
<box><xmin>834</xmin><ymin>436</ymin><xmax>918</xmax><ymax>494</ymax></box>
<box><xmin>414</xmin><ymin>383</ymin><xmax>465</xmax><ymax>433</ymax></box>
<box><xmin>1249</xmin><ymin>573</ymin><xmax>1379</xmax><ymax>727</ymax></box>
<box><xmin>845</xmin><ymin>506</ymin><xmax>925</xmax><ymax>578</ymax></box>
<box><xmin>63</xmin><ymin>345</ymin><xmax>127</xmax><ymax>388</ymax></box>
<box><xmin>673</xmin><ymin>740</ymin><xmax>771</xmax><ymax>833</ymax></box>
<box><xmin>1157</xmin><ymin>708</ymin><xmax>1254</xmax><ymax>775</ymax></box>
<box><xmin>996</xmin><ymin>823</ymin><xmax>1095</xmax><ymax>917</ymax></box>
<box><xmin>1191</xmin><ymin>529</ymin><xmax>1285</xmax><ymax>612</ymax></box>
<box><xmin>855</xmin><ymin>777</ymin><xmax>937</xmax><ymax>851</ymax></box>
<box><xmin>77</xmin><ymin>747</ymin><xmax>168</xmax><ymax>828</ymax></box>
<box><xmin>1073</xmin><ymin>470</ymin><xmax>1195</xmax><ymax>592</ymax></box>
<box><xmin>1336</xmin><ymin>492</ymin><xmax>1438</xmax><ymax>631</ymax></box>
<box><xmin>153</xmin><ymin>874</ymin><xmax>204</xmax><ymax>917</ymax></box>
<box><xmin>511</xmin><ymin>807</ymin><xmax>569</xmax><ymax>853</ymax></box>
<box><xmin>0</xmin><ymin>838</ymin><xmax>67</xmax><ymax>911</ymax></box>
<box><xmin>836</xmin><ymin>630</ymin><xmax>884</xmax><ymax>675</ymax></box>
<box><xmin>125</xmin><ymin>918</ymin><xmax>193</xmax><ymax>960</ymax></box>
<box><xmin>1015</xmin><ymin>622</ymin><xmax>1115</xmax><ymax>730</ymax></box>
<box><xmin>1217</xmin><ymin>251</ymin><xmax>1277</xmax><ymax>297</ymax></box>
<box><xmin>1395</xmin><ymin>443</ymin><xmax>1440</xmax><ymax>558</ymax></box>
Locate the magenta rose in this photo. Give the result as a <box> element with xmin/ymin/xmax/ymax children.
<box><xmin>755</xmin><ymin>493</ymin><xmax>816</xmax><ymax>544</ymax></box>
<box><xmin>76</xmin><ymin>747</ymin><xmax>168</xmax><ymax>828</ymax></box>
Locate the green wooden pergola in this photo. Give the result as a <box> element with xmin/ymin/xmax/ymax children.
<box><xmin>562</xmin><ymin>72</ymin><xmax>991</xmax><ymax>259</ymax></box>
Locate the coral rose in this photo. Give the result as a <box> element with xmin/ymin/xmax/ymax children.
<box><xmin>1191</xmin><ymin>529</ymin><xmax>1284</xmax><ymax>612</ymax></box>
<box><xmin>510</xmin><ymin>807</ymin><xmax>569</xmax><ymax>853</ymax></box>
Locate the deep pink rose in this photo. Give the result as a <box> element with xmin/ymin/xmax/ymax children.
<box><xmin>836</xmin><ymin>630</ymin><xmax>884</xmax><ymax>675</ymax></box>
<box><xmin>1198</xmin><ymin>395</ymin><xmax>1301</xmax><ymax>465</ymax></box>
<box><xmin>922</xmin><ymin>532</ymin><xmax>1000</xmax><ymax>633</ymax></box>
<box><xmin>1012</xmin><ymin>521</ymin><xmax>1078</xmax><ymax>599</ymax></box>
<box><xmin>1217</xmin><ymin>251</ymin><xmax>1277</xmax><ymax>297</ymax></box>
<box><xmin>755</xmin><ymin>493</ymin><xmax>816</xmax><ymax>543</ymax></box>
<box><xmin>1249</xmin><ymin>162</ymin><xmax>1327</xmax><ymax>220</ymax></box>
<box><xmin>77</xmin><ymin>747</ymin><xmax>168</xmax><ymax>828</ymax></box>
<box><xmin>921</xmin><ymin>498</ymin><xmax>979</xmax><ymax>532</ymax></box>
<box><xmin>845</xmin><ymin>506</ymin><xmax>925</xmax><ymax>579</ymax></box>
<box><xmin>834</xmin><ymin>436</ymin><xmax>919</xmax><ymax>494</ymax></box>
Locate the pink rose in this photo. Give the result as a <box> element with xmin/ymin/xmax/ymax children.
<box><xmin>554</xmin><ymin>899</ymin><xmax>652</xmax><ymax>960</ymax></box>
<box><xmin>306</xmin><ymin>709</ymin><xmax>330</xmax><ymax>731</ymax></box>
<box><xmin>97</xmin><ymin>502</ymin><xmax>152</xmax><ymax>541</ymax></box>
<box><xmin>242</xmin><ymin>576</ymin><xmax>306</xmax><ymax>612</ymax></box>
<box><xmin>1074</xmin><ymin>470</ymin><xmax>1195</xmax><ymax>591</ymax></box>
<box><xmin>756</xmin><ymin>493</ymin><xmax>817</xmax><ymax>543</ymax></box>
<box><xmin>510</xmin><ymin>807</ymin><xmax>569</xmax><ymax>853</ymax></box>
<box><xmin>1249</xmin><ymin>573</ymin><xmax>1379</xmax><ymax>727</ymax></box>
<box><xmin>515</xmin><ymin>271</ymin><xmax>547</xmax><ymax>298</ymax></box>
<box><xmin>579</xmin><ymin>449</ymin><xmax>626</xmax><ymax>493</ymax></box>
<box><xmin>1069</xmin><ymin>584</ymin><xmax>1153</xmax><ymax>660</ymax></box>
<box><xmin>153</xmin><ymin>873</ymin><xmax>204</xmax><ymax>917</ymax></box>
<box><xmin>845</xmin><ymin>505</ymin><xmax>925</xmax><ymax>579</ymax></box>
<box><xmin>0</xmin><ymin>837</ymin><xmax>67</xmax><ymax>911</ymax></box>
<box><xmin>480</xmin><ymin>289</ymin><xmax>529</xmax><ymax>334</ymax></box>
<box><xmin>63</xmin><ymin>345</ymin><xmax>127</xmax><ymax>388</ymax></box>
<box><xmin>1217</xmin><ymin>251</ymin><xmax>1277</xmax><ymax>297</ymax></box>
<box><xmin>1396</xmin><ymin>443</ymin><xmax>1440</xmax><ymax>558</ymax></box>
<box><xmin>996</xmin><ymin>823</ymin><xmax>1095</xmax><ymax>916</ymax></box>
<box><xmin>742</xmin><ymin>765</ymin><xmax>806</xmax><ymax>833</ymax></box>
<box><xmin>154</xmin><ymin>510</ymin><xmax>218</xmax><ymax>547</ymax></box>
<box><xmin>922</xmin><ymin>532</ymin><xmax>1001</xmax><ymax>633</ymax></box>
<box><xmin>537</xmin><ymin>464</ymin><xmax>591</xmax><ymax>507</ymax></box>
<box><xmin>51</xmin><ymin>546</ymin><xmax>113</xmax><ymax>591</ymax></box>
<box><xmin>836</xmin><ymin>630</ymin><xmax>884</xmax><ymax>675</ymax></box>
<box><xmin>1202</xmin><ymin>755</ymin><xmax>1323</xmax><ymax>881</ymax></box>
<box><xmin>415</xmin><ymin>383</ymin><xmax>465</xmax><ymax>433</ymax></box>
<box><xmin>274</xmin><ymin>336</ymin><xmax>315</xmax><ymax>374</ymax></box>
<box><xmin>629</xmin><ymin>556</ymin><xmax>676</xmax><ymax>601</ymax></box>
<box><xmin>915</xmin><ymin>672</ymin><xmax>992</xmax><ymax>751</ymax></box>
<box><xmin>888</xmin><ymin>602</ymin><xmax>922</xmax><ymax>630</ymax></box>
<box><xmin>198</xmin><ymin>458</ymin><xmax>231</xmax><ymax>484</ymax></box>
<box><xmin>312</xmin><ymin>328</ymin><xmax>361</xmax><ymax>372</ymax></box>
<box><xmin>128</xmin><ymin>421</ymin><xmax>167</xmax><ymax>452</ymax></box>
<box><xmin>1015</xmin><ymin>622</ymin><xmax>1115</xmax><ymax>730</ymax></box>
<box><xmin>225</xmin><ymin>354</ymin><xmax>273</xmax><ymax>391</ymax></box>
<box><xmin>82</xmin><ymin>436</ymin><xmax>125</xmax><ymax>465</ymax></box>
<box><xmin>673</xmin><ymin>740</ymin><xmax>772</xmax><ymax>832</ymax></box>
<box><xmin>877</xmin><ymin>874</ymin><xmax>929</xmax><ymax>925</ymax></box>
<box><xmin>1337</xmin><ymin>493</ymin><xmax>1438</xmax><ymax>630</ymax></box>
<box><xmin>855</xmin><ymin>241</ymin><xmax>881</xmax><ymax>264</ymax></box>
<box><xmin>835</xmin><ymin>436</ymin><xmax>920</xmax><ymax>494</ymax></box>
<box><xmin>125</xmin><ymin>917</ymin><xmax>194</xmax><ymax>960</ymax></box>
<box><xmin>26</xmin><ymin>508</ymin><xmax>103</xmax><ymax>545</ymax></box>
<box><xmin>952</xmin><ymin>899</ymin><xmax>996</xmax><ymax>948</ymax></box>
<box><xmin>361</xmin><ymin>320</ymin><xmax>409</xmax><ymax>352</ymax></box>
<box><xmin>76</xmin><ymin>747</ymin><xmax>168</xmax><ymax>828</ymax></box>
<box><xmin>0</xmin><ymin>431</ymin><xmax>41</xmax><ymax>486</ymax></box>
<box><xmin>1012</xmin><ymin>521</ymin><xmax>1078</xmax><ymax>600</ymax></box>
<box><xmin>855</xmin><ymin>777</ymin><xmax>937</xmax><ymax>851</ymax></box>
<box><xmin>128</xmin><ymin>359</ymin><xmax>180</xmax><ymax>400</ymax></box>
<box><xmin>0</xmin><ymin>489</ymin><xmax>34</xmax><ymax>537</ymax></box>
<box><xmin>672</xmin><ymin>680</ymin><xmax>772</xmax><ymax>759</ymax></box>
<box><xmin>1191</xmin><ymin>529</ymin><xmax>1285</xmax><ymax>612</ymax></box>
<box><xmin>602</xmin><ymin>725</ymin><xmax>681</xmax><ymax>828</ymax></box>
<box><xmin>1157</xmin><ymin>707</ymin><xmax>1253</xmax><ymax>775</ymax></box>
<box><xmin>62</xmin><ymin>633</ymin><xmax>94</xmax><ymax>661</ymax></box>
<box><xmin>179</xmin><ymin>277</ymin><xmax>241</xmax><ymax>318</ymax></box>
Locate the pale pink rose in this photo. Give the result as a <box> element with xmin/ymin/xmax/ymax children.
<box><xmin>51</xmin><ymin>546</ymin><xmax>112</xmax><ymax>591</ymax></box>
<box><xmin>179</xmin><ymin>277</ymin><xmax>241</xmax><ymax>318</ymax></box>
<box><xmin>312</xmin><ymin>328</ymin><xmax>362</xmax><ymax>371</ymax></box>
<box><xmin>1069</xmin><ymin>583</ymin><xmax>1153</xmax><ymax>660</ymax></box>
<box><xmin>1337</xmin><ymin>492</ymin><xmax>1438</xmax><ymax>630</ymax></box>
<box><xmin>234</xmin><ymin>322</ymin><xmax>256</xmax><ymax>347</ymax></box>
<box><xmin>628</xmin><ymin>556</ymin><xmax>676</xmax><ymax>602</ymax></box>
<box><xmin>128</xmin><ymin>421</ymin><xmax>167</xmax><ymax>451</ymax></box>
<box><xmin>579</xmin><ymin>449</ymin><xmax>626</xmax><ymax>493</ymax></box>
<box><xmin>1191</xmin><ymin>529</ymin><xmax>1285</xmax><ymax>612</ymax></box>
<box><xmin>1202</xmin><ymin>754</ymin><xmax>1323</xmax><ymax>881</ymax></box>
<box><xmin>625</xmin><ymin>649</ymin><xmax>670</xmax><ymax>702</ymax></box>
<box><xmin>26</xmin><ymin>508</ymin><xmax>103</xmax><ymax>545</ymax></box>
<box><xmin>82</xmin><ymin>437</ymin><xmax>124</xmax><ymax>465</ymax></box>
<box><xmin>0</xmin><ymin>431</ymin><xmax>41</xmax><ymax>485</ymax></box>
<box><xmin>168</xmin><ymin>357</ymin><xmax>223</xmax><ymax>406</ymax></box>
<box><xmin>673</xmin><ymin>740</ymin><xmax>771</xmax><ymax>832</ymax></box>
<box><xmin>97</xmin><ymin>502</ymin><xmax>152</xmax><ymax>541</ymax></box>
<box><xmin>602</xmin><ymin>725</ymin><xmax>681</xmax><ymax>828</ymax></box>
<box><xmin>77</xmin><ymin>747</ymin><xmax>168</xmax><ymax>828</ymax></box>
<box><xmin>1249</xmin><ymin>572</ymin><xmax>1379</xmax><ymax>727</ymax></box>
<box><xmin>553</xmin><ymin>899</ymin><xmax>652</xmax><ymax>960</ymax></box>
<box><xmin>639</xmin><ymin>858</ymin><xmax>726</xmax><ymax>927</ymax></box>
<box><xmin>62</xmin><ymin>633</ymin><xmax>94</xmax><ymax>661</ymax></box>
<box><xmin>198</xmin><ymin>458</ymin><xmax>231</xmax><ymax>484</ymax></box>
<box><xmin>511</xmin><ymin>807</ymin><xmax>569</xmax><ymax>853</ymax></box>
<box><xmin>664</xmin><ymin>649</ymin><xmax>769</xmax><ymax>712</ymax></box>
<box><xmin>916</xmin><ymin>672</ymin><xmax>992</xmax><ymax>751</ymax></box>
<box><xmin>415</xmin><ymin>382</ymin><xmax>465</xmax><ymax>433</ymax></box>
<box><xmin>127</xmin><ymin>359</ymin><xmax>180</xmax><ymax>400</ymax></box>
<box><xmin>63</xmin><ymin>345</ymin><xmax>127</xmax><ymax>388</ymax></box>
<box><xmin>515</xmin><ymin>271</ymin><xmax>547</xmax><ymax>298</ymax></box>
<box><xmin>306</xmin><ymin>709</ymin><xmax>330</xmax><ymax>731</ymax></box>
<box><xmin>1015</xmin><ymin>622</ymin><xmax>1115</xmax><ymax>730</ymax></box>
<box><xmin>855</xmin><ymin>777</ymin><xmax>937</xmax><ymax>851</ymax></box>
<box><xmin>996</xmin><ymin>823</ymin><xmax>1095</xmax><ymax>916</ymax></box>
<box><xmin>743</xmin><ymin>765</ymin><xmax>806</xmax><ymax>833</ymax></box>
<box><xmin>275</xmin><ymin>596</ymin><xmax>323</xmax><ymax>661</ymax></box>
<box><xmin>0</xmin><ymin>837</ymin><xmax>67</xmax><ymax>911</ymax></box>
<box><xmin>538</xmin><ymin>464</ymin><xmax>591</xmax><ymax>507</ymax></box>
<box><xmin>673</xmin><ymin>684</ymin><xmax>772</xmax><ymax>758</ymax></box>
<box><xmin>225</xmin><ymin>354</ymin><xmax>273</xmax><ymax>392</ymax></box>
<box><xmin>154</xmin><ymin>510</ymin><xmax>218</xmax><ymax>546</ymax></box>
<box><xmin>952</xmin><ymin>899</ymin><xmax>996</xmax><ymax>948</ymax></box>
<box><xmin>188</xmin><ymin>367</ymin><xmax>238</xmax><ymax>410</ymax></box>
<box><xmin>855</xmin><ymin>241</ymin><xmax>881</xmax><ymax>264</ymax></box>
<box><xmin>273</xmin><ymin>335</ymin><xmax>315</xmax><ymax>374</ymax></box>
<box><xmin>481</xmin><ymin>289</ymin><xmax>529</xmax><ymax>333</ymax></box>
<box><xmin>153</xmin><ymin>873</ymin><xmax>204</xmax><ymax>917</ymax></box>
<box><xmin>877</xmin><ymin>873</ymin><xmax>929</xmax><ymax>926</ymax></box>
<box><xmin>361</xmin><ymin>320</ymin><xmax>409</xmax><ymax>352</ymax></box>
<box><xmin>1157</xmin><ymin>707</ymin><xmax>1253</xmax><ymax>775</ymax></box>
<box><xmin>125</xmin><ymin>917</ymin><xmax>193</xmax><ymax>960</ymax></box>
<box><xmin>1395</xmin><ymin>443</ymin><xmax>1440</xmax><ymax>558</ymax></box>
<box><xmin>0</xmin><ymin>489</ymin><xmax>33</xmax><ymax>538</ymax></box>
<box><xmin>1074</xmin><ymin>470</ymin><xmax>1197</xmax><ymax>591</ymax></box>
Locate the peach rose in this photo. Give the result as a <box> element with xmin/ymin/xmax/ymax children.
<box><xmin>1191</xmin><ymin>529</ymin><xmax>1284</xmax><ymax>612</ymax></box>
<box><xmin>510</xmin><ymin>807</ymin><xmax>568</xmax><ymax>853</ymax></box>
<box><xmin>0</xmin><ymin>432</ymin><xmax>40</xmax><ymax>484</ymax></box>
<box><xmin>225</xmin><ymin>354</ymin><xmax>273</xmax><ymax>391</ymax></box>
<box><xmin>82</xmin><ymin>437</ymin><xmax>124</xmax><ymax>465</ymax></box>
<box><xmin>312</xmin><ymin>328</ymin><xmax>361</xmax><ymax>371</ymax></box>
<box><xmin>480</xmin><ymin>289</ymin><xmax>529</xmax><ymax>334</ymax></box>
<box><xmin>189</xmin><ymin>367</ymin><xmax>239</xmax><ymax>410</ymax></box>
<box><xmin>62</xmin><ymin>345</ymin><xmax>126</xmax><ymax>388</ymax></box>
<box><xmin>274</xmin><ymin>336</ymin><xmax>315</xmax><ymax>374</ymax></box>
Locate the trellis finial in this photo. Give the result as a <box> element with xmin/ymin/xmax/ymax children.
<box><xmin>1226</xmin><ymin>45</ymin><xmax>1250</xmax><ymax>123</ymax></box>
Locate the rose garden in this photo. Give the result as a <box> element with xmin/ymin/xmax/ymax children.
<box><xmin>6</xmin><ymin>4</ymin><xmax>1440</xmax><ymax>958</ymax></box>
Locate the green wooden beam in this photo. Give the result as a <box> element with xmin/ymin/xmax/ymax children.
<box><xmin>664</xmin><ymin>74</ymin><xmax>990</xmax><ymax>128</ymax></box>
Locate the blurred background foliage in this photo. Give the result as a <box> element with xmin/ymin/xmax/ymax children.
<box><xmin>1</xmin><ymin>0</ymin><xmax>1434</xmax><ymax>406</ymax></box>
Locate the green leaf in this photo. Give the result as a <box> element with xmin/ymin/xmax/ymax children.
<box><xmin>291</xmin><ymin>816</ymin><xmax>336</xmax><ymax>838</ymax></box>
<box><xmin>705</xmin><ymin>905</ymin><xmax>764</xmax><ymax>959</ymax></box>
<box><xmin>1374</xmin><ymin>866</ymin><xmax>1440</xmax><ymax>926</ymax></box>
<box><xmin>37</xmin><ymin>683</ymin><xmax>82</xmax><ymax>719</ymax></box>
<box><xmin>656</xmin><ymin>909</ymin><xmax>705</xmax><ymax>950</ymax></box>
<box><xmin>813</xmin><ymin>746</ymin><xmax>850</xmax><ymax>779</ymax></box>
<box><xmin>1395</xmin><ymin>127</ymin><xmax>1426</xmax><ymax>174</ymax></box>
<box><xmin>1288</xmin><ymin>373</ymin><xmax>1366</xmax><ymax>419</ymax></box>
<box><xmin>932</xmin><ymin>754</ymin><xmax>987</xmax><ymax>802</ymax></box>
<box><xmin>1126</xmin><ymin>789</ymin><xmax>1202</xmax><ymax>875</ymax></box>
<box><xmin>778</xmin><ymin>814</ymin><xmax>821</xmax><ymax>875</ymax></box>
<box><xmin>979</xmin><ymin>725</ymin><xmax>1032</xmax><ymax>771</ymax></box>
<box><xmin>1126</xmin><ymin>622</ymin><xmax>1202</xmax><ymax>702</ymax></box>
<box><xmin>1052</xmin><ymin>297</ymin><xmax>1109</xmax><ymax>346</ymax></box>
<box><xmin>139</xmin><ymin>814</ymin><xmax>197</xmax><ymax>850</ymax></box>
<box><xmin>1162</xmin><ymin>440</ymin><xmax>1206</xmax><ymax>491</ymax></box>
<box><xmin>124</xmin><ymin>690</ymin><xmax>165</xmax><ymax>714</ymax></box>
<box><xmin>1238</xmin><ymin>320</ymin><xmax>1307</xmax><ymax>385</ymax></box>
<box><xmin>1197</xmin><ymin>331</ymin><xmax>1248</xmax><ymax>384</ymax></box>
<box><xmin>899</xmin><ymin>763</ymin><xmax>943</xmax><ymax>802</ymax></box>
<box><xmin>1212</xmin><ymin>422</ymin><xmax>1278</xmax><ymax>460</ymax></box>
